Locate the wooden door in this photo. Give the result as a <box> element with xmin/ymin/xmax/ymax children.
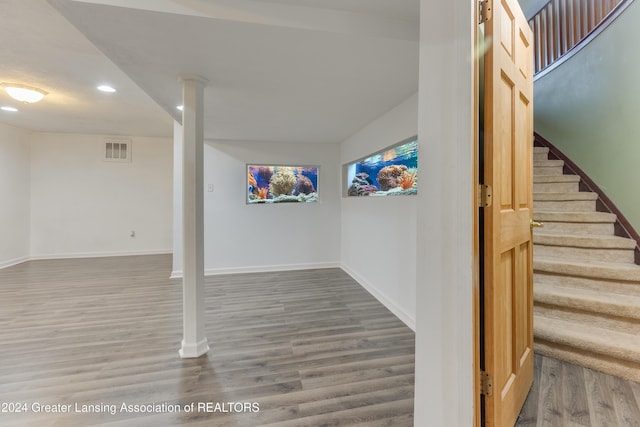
<box><xmin>482</xmin><ymin>0</ymin><xmax>534</xmax><ymax>425</ymax></box>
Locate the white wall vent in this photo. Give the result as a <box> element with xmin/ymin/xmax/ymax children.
<box><xmin>104</xmin><ymin>138</ymin><xmax>131</xmax><ymax>162</ymax></box>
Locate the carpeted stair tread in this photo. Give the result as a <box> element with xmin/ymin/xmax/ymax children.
<box><xmin>534</xmin><ymin>281</ymin><xmax>640</xmax><ymax>320</ymax></box>
<box><xmin>535</xmin><ymin>303</ymin><xmax>640</xmax><ymax>335</ymax></box>
<box><xmin>535</xmin><ymin>257</ymin><xmax>640</xmax><ymax>282</ymax></box>
<box><xmin>534</xmin><ymin>271</ymin><xmax>640</xmax><ymax>298</ymax></box>
<box><xmin>534</xmin><ymin>315</ymin><xmax>640</xmax><ymax>364</ymax></box>
<box><xmin>533</xmin><ymin>175</ymin><xmax>581</xmax><ymax>183</ymax></box>
<box><xmin>534</xmin><ymin>340</ymin><xmax>640</xmax><ymax>383</ymax></box>
<box><xmin>534</xmin><ymin>148</ymin><xmax>549</xmax><ymax>158</ymax></box>
<box><xmin>533</xmin><ymin>233</ymin><xmax>637</xmax><ymax>249</ymax></box>
<box><xmin>534</xmin><ymin>160</ymin><xmax>564</xmax><ymax>167</ymax></box>
<box><xmin>534</xmin><ymin>192</ymin><xmax>598</xmax><ymax>201</ymax></box>
<box><xmin>532</xmin><ymin>211</ymin><xmax>616</xmax><ymax>223</ymax></box>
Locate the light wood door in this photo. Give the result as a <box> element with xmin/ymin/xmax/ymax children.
<box><xmin>483</xmin><ymin>0</ymin><xmax>534</xmax><ymax>425</ymax></box>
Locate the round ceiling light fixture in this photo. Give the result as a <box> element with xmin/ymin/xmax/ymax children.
<box><xmin>2</xmin><ymin>83</ymin><xmax>47</xmax><ymax>103</ymax></box>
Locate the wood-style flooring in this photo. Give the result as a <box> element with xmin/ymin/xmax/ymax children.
<box><xmin>517</xmin><ymin>353</ymin><xmax>640</xmax><ymax>426</ymax></box>
<box><xmin>3</xmin><ymin>255</ymin><xmax>640</xmax><ymax>426</ymax></box>
<box><xmin>0</xmin><ymin>255</ymin><xmax>415</xmax><ymax>426</ymax></box>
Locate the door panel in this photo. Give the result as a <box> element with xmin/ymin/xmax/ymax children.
<box><xmin>483</xmin><ymin>0</ymin><xmax>534</xmax><ymax>425</ymax></box>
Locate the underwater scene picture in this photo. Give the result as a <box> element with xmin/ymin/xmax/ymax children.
<box><xmin>346</xmin><ymin>138</ymin><xmax>417</xmax><ymax>197</ymax></box>
<box><xmin>247</xmin><ymin>165</ymin><xmax>319</xmax><ymax>204</ymax></box>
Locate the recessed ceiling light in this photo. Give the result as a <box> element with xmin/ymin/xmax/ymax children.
<box><xmin>2</xmin><ymin>83</ymin><xmax>47</xmax><ymax>103</ymax></box>
<box><xmin>1</xmin><ymin>106</ymin><xmax>18</xmax><ymax>112</ymax></box>
<box><xmin>176</xmin><ymin>105</ymin><xmax>184</xmax><ymax>111</ymax></box>
<box><xmin>97</xmin><ymin>85</ymin><xmax>116</xmax><ymax>93</ymax></box>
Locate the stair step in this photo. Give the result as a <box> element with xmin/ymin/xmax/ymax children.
<box><xmin>533</xmin><ymin>212</ymin><xmax>615</xmax><ymax>235</ymax></box>
<box><xmin>534</xmin><ymin>192</ymin><xmax>598</xmax><ymax>212</ymax></box>
<box><xmin>534</xmin><ymin>201</ymin><xmax>595</xmax><ymax>212</ymax></box>
<box><xmin>533</xmin><ymin>175</ymin><xmax>580</xmax><ymax>183</ymax></box>
<box><xmin>534</xmin><ymin>160</ymin><xmax>564</xmax><ymax>168</ymax></box>
<box><xmin>534</xmin><ymin>166</ymin><xmax>564</xmax><ymax>176</ymax></box>
<box><xmin>535</xmin><ymin>304</ymin><xmax>640</xmax><ymax>335</ymax></box>
<box><xmin>534</xmin><ymin>281</ymin><xmax>640</xmax><ymax>320</ymax></box>
<box><xmin>534</xmin><ymin>257</ymin><xmax>640</xmax><ymax>282</ymax></box>
<box><xmin>534</xmin><ymin>233</ymin><xmax>636</xmax><ymax>249</ymax></box>
<box><xmin>534</xmin><ymin>147</ymin><xmax>550</xmax><ymax>161</ymax></box>
<box><xmin>533</xmin><ymin>211</ymin><xmax>616</xmax><ymax>223</ymax></box>
<box><xmin>534</xmin><ymin>160</ymin><xmax>565</xmax><ymax>176</ymax></box>
<box><xmin>534</xmin><ymin>192</ymin><xmax>598</xmax><ymax>201</ymax></box>
<box><xmin>535</xmin><ymin>339</ymin><xmax>640</xmax><ymax>383</ymax></box>
<box><xmin>535</xmin><ymin>271</ymin><xmax>640</xmax><ymax>298</ymax></box>
<box><xmin>534</xmin><ymin>315</ymin><xmax>640</xmax><ymax>378</ymax></box>
<box><xmin>534</xmin><ymin>175</ymin><xmax>581</xmax><ymax>192</ymax></box>
<box><xmin>534</xmin><ymin>182</ymin><xmax>579</xmax><ymax>193</ymax></box>
<box><xmin>534</xmin><ymin>246</ymin><xmax>634</xmax><ymax>264</ymax></box>
<box><xmin>534</xmin><ymin>234</ymin><xmax>636</xmax><ymax>263</ymax></box>
<box><xmin>535</xmin><ymin>315</ymin><xmax>640</xmax><ymax>364</ymax></box>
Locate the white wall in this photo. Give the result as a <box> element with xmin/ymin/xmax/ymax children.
<box><xmin>172</xmin><ymin>136</ymin><xmax>341</xmax><ymax>276</ymax></box>
<box><xmin>0</xmin><ymin>123</ymin><xmax>31</xmax><ymax>268</ymax></box>
<box><xmin>30</xmin><ymin>133</ymin><xmax>173</xmax><ymax>258</ymax></box>
<box><xmin>414</xmin><ymin>0</ymin><xmax>475</xmax><ymax>425</ymax></box>
<box><xmin>340</xmin><ymin>93</ymin><xmax>418</xmax><ymax>329</ymax></box>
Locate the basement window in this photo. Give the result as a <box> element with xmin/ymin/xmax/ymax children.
<box><xmin>104</xmin><ymin>138</ymin><xmax>131</xmax><ymax>162</ymax></box>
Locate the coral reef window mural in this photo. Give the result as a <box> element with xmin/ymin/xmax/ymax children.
<box><xmin>345</xmin><ymin>137</ymin><xmax>417</xmax><ymax>197</ymax></box>
<box><xmin>247</xmin><ymin>165</ymin><xmax>319</xmax><ymax>204</ymax></box>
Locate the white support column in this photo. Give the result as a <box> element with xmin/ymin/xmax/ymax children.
<box><xmin>179</xmin><ymin>74</ymin><xmax>209</xmax><ymax>358</ymax></box>
<box><xmin>171</xmin><ymin>120</ymin><xmax>183</xmax><ymax>279</ymax></box>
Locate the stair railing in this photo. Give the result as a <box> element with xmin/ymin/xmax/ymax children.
<box><xmin>529</xmin><ymin>0</ymin><xmax>634</xmax><ymax>77</ymax></box>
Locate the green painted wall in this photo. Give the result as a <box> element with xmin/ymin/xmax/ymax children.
<box><xmin>534</xmin><ymin>0</ymin><xmax>640</xmax><ymax>234</ymax></box>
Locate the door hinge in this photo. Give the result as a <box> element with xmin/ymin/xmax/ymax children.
<box><xmin>478</xmin><ymin>184</ymin><xmax>492</xmax><ymax>207</ymax></box>
<box><xmin>479</xmin><ymin>0</ymin><xmax>492</xmax><ymax>24</ymax></box>
<box><xmin>480</xmin><ymin>371</ymin><xmax>493</xmax><ymax>396</ymax></box>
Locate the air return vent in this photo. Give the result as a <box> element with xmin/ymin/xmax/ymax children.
<box><xmin>104</xmin><ymin>138</ymin><xmax>131</xmax><ymax>162</ymax></box>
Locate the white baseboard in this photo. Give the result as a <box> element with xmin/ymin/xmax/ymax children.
<box><xmin>29</xmin><ymin>249</ymin><xmax>172</xmax><ymax>261</ymax></box>
<box><xmin>1</xmin><ymin>251</ymin><xmax>171</xmax><ymax>270</ymax></box>
<box><xmin>0</xmin><ymin>255</ymin><xmax>30</xmax><ymax>270</ymax></box>
<box><xmin>340</xmin><ymin>263</ymin><xmax>416</xmax><ymax>331</ymax></box>
<box><xmin>171</xmin><ymin>261</ymin><xmax>340</xmax><ymax>279</ymax></box>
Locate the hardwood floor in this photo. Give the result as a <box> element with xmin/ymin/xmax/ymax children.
<box><xmin>517</xmin><ymin>353</ymin><xmax>640</xmax><ymax>426</ymax></box>
<box><xmin>0</xmin><ymin>255</ymin><xmax>414</xmax><ymax>426</ymax></box>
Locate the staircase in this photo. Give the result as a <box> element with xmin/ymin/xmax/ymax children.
<box><xmin>533</xmin><ymin>146</ymin><xmax>640</xmax><ymax>382</ymax></box>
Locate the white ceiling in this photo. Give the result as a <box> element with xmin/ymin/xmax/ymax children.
<box><xmin>1</xmin><ymin>0</ymin><xmax>420</xmax><ymax>143</ymax></box>
<box><xmin>0</xmin><ymin>0</ymin><xmax>173</xmax><ymax>137</ymax></box>
<box><xmin>251</xmin><ymin>0</ymin><xmax>419</xmax><ymax>20</ymax></box>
